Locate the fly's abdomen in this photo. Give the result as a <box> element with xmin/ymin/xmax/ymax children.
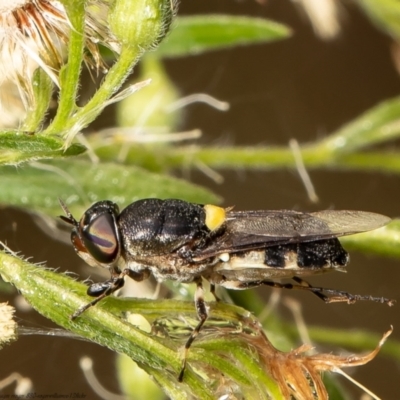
<box><xmin>265</xmin><ymin>239</ymin><xmax>349</xmax><ymax>269</ymax></box>
<box><xmin>213</xmin><ymin>239</ymin><xmax>349</xmax><ymax>282</ymax></box>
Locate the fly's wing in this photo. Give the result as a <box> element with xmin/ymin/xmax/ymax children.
<box><xmin>230</xmin><ymin>210</ymin><xmax>390</xmax><ymax>237</ymax></box>
<box><xmin>307</xmin><ymin>210</ymin><xmax>391</xmax><ymax>234</ymax></box>
<box><xmin>192</xmin><ymin>210</ymin><xmax>390</xmax><ymax>260</ymax></box>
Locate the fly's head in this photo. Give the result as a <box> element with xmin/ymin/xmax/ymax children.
<box><xmin>59</xmin><ymin>199</ymin><xmax>121</xmax><ymax>269</ymax></box>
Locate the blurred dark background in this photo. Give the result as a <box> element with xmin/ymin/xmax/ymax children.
<box><xmin>1</xmin><ymin>0</ymin><xmax>399</xmax><ymax>398</ymax></box>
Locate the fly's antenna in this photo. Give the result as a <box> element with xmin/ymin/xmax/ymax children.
<box><xmin>58</xmin><ymin>198</ymin><xmax>79</xmax><ymax>228</ymax></box>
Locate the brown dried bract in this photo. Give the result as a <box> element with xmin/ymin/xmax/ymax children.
<box><xmin>248</xmin><ymin>326</ymin><xmax>393</xmax><ymax>399</ymax></box>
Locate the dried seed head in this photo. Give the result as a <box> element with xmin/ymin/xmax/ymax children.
<box><xmin>0</xmin><ymin>302</ymin><xmax>18</xmax><ymax>348</ymax></box>
<box><xmin>0</xmin><ymin>0</ymin><xmax>119</xmax><ymax>119</ymax></box>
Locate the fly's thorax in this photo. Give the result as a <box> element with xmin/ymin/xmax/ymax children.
<box><xmin>117</xmin><ymin>199</ymin><xmax>226</xmax><ymax>257</ymax></box>
<box><xmin>121</xmin><ymin>246</ymin><xmax>219</xmax><ymax>284</ymax></box>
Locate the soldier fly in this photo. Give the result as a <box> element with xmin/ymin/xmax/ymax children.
<box><xmin>60</xmin><ymin>198</ymin><xmax>394</xmax><ymax>381</ymax></box>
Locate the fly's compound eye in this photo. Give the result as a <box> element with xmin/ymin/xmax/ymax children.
<box><xmin>80</xmin><ymin>212</ymin><xmax>119</xmax><ymax>264</ymax></box>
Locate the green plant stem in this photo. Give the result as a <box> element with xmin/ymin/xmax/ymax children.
<box><xmin>150</xmin><ymin>368</ymin><xmax>193</xmax><ymax>400</ymax></box>
<box><xmin>197</xmin><ymin>338</ymin><xmax>283</xmax><ymax>399</ymax></box>
<box><xmin>92</xmin><ymin>94</ymin><xmax>400</xmax><ymax>170</ymax></box>
<box><xmin>335</xmin><ymin>151</ymin><xmax>400</xmax><ymax>173</ymax></box>
<box><xmin>44</xmin><ymin>2</ymin><xmax>85</xmax><ymax>134</ymax></box>
<box><xmin>229</xmin><ymin>345</ymin><xmax>283</xmax><ymax>400</ymax></box>
<box><xmin>61</xmin><ymin>46</ymin><xmax>141</xmax><ymax>140</ymax></box>
<box><xmin>94</xmin><ymin>140</ymin><xmax>400</xmax><ymax>175</ymax></box>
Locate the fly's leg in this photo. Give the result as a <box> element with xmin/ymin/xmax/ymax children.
<box><xmin>71</xmin><ymin>269</ymin><xmax>148</xmax><ymax>320</ymax></box>
<box><xmin>291</xmin><ymin>276</ymin><xmax>395</xmax><ymax>306</ymax></box>
<box><xmin>210</xmin><ymin>283</ymin><xmax>221</xmax><ymax>302</ymax></box>
<box><xmin>178</xmin><ymin>279</ymin><xmax>209</xmax><ymax>382</ymax></box>
<box><xmin>71</xmin><ymin>274</ymin><xmax>125</xmax><ymax>320</ymax></box>
<box><xmin>235</xmin><ymin>278</ymin><xmax>395</xmax><ymax>306</ymax></box>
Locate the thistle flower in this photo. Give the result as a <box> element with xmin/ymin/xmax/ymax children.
<box><xmin>0</xmin><ymin>0</ymin><xmax>118</xmax><ymax>119</ymax></box>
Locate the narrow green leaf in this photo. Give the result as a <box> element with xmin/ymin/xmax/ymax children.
<box><xmin>22</xmin><ymin>68</ymin><xmax>53</xmax><ymax>132</ymax></box>
<box><xmin>0</xmin><ymin>159</ymin><xmax>220</xmax><ymax>217</ymax></box>
<box><xmin>156</xmin><ymin>15</ymin><xmax>291</xmax><ymax>58</ymax></box>
<box><xmin>316</xmin><ymin>96</ymin><xmax>400</xmax><ymax>155</ymax></box>
<box><xmin>341</xmin><ymin>220</ymin><xmax>400</xmax><ymax>258</ymax></box>
<box><xmin>0</xmin><ymin>132</ymin><xmax>86</xmax><ymax>165</ymax></box>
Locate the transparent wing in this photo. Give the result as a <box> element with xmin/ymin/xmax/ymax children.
<box><xmin>192</xmin><ymin>210</ymin><xmax>390</xmax><ymax>260</ymax></box>
<box><xmin>227</xmin><ymin>210</ymin><xmax>390</xmax><ymax>237</ymax></box>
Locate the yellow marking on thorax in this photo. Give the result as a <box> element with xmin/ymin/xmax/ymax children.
<box><xmin>204</xmin><ymin>204</ymin><xmax>226</xmax><ymax>231</ymax></box>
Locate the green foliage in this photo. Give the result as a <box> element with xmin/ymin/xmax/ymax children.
<box><xmin>0</xmin><ymin>160</ymin><xmax>219</xmax><ymax>217</ymax></box>
<box><xmin>22</xmin><ymin>69</ymin><xmax>53</xmax><ymax>132</ymax></box>
<box><xmin>156</xmin><ymin>15</ymin><xmax>291</xmax><ymax>57</ymax></box>
<box><xmin>0</xmin><ymin>133</ymin><xmax>85</xmax><ymax>165</ymax></box>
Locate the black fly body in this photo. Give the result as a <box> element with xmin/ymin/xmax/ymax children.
<box><xmin>60</xmin><ymin>198</ymin><xmax>394</xmax><ymax>381</ymax></box>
